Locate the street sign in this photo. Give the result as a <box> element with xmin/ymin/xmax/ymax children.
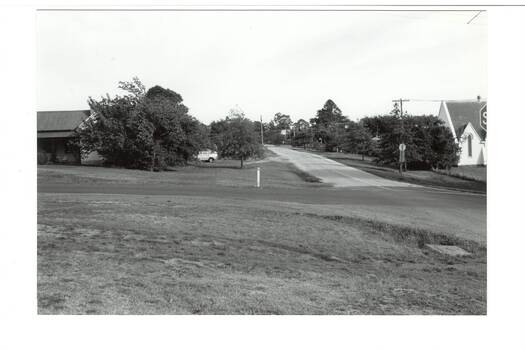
<box><xmin>480</xmin><ymin>104</ymin><xmax>487</xmax><ymax>131</ymax></box>
<box><xmin>399</xmin><ymin>143</ymin><xmax>406</xmax><ymax>151</ymax></box>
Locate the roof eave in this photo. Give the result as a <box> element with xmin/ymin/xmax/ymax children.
<box><xmin>442</xmin><ymin>101</ymin><xmax>458</xmax><ymax>140</ymax></box>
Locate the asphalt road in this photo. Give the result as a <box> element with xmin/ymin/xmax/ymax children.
<box><xmin>267</xmin><ymin>145</ymin><xmax>417</xmax><ymax>188</ymax></box>
<box><xmin>38</xmin><ymin>148</ymin><xmax>486</xmax><ymax>244</ymax></box>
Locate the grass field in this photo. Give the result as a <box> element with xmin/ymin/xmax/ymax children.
<box><xmin>37</xmin><ymin>154</ymin><xmax>486</xmax><ymax>315</ymax></box>
<box><xmin>38</xmin><ymin>154</ymin><xmax>323</xmax><ymax>189</ymax></box>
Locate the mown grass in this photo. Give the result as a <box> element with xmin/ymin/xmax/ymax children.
<box><xmin>434</xmin><ymin>166</ymin><xmax>487</xmax><ymax>183</ymax></box>
<box><xmin>38</xmin><ymin>193</ymin><xmax>486</xmax><ymax>315</ymax></box>
<box><xmin>301</xmin><ymin>213</ymin><xmax>485</xmax><ymax>256</ymax></box>
<box><xmin>38</xmin><ymin>157</ymin><xmax>326</xmax><ymax>189</ymax></box>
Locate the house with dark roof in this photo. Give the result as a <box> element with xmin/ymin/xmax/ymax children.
<box><xmin>437</xmin><ymin>99</ymin><xmax>487</xmax><ymax>166</ymax></box>
<box><xmin>37</xmin><ymin>110</ymin><xmax>98</xmax><ymax>164</ymax></box>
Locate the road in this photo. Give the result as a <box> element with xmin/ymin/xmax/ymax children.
<box><xmin>268</xmin><ymin>145</ymin><xmax>416</xmax><ymax>188</ymax></box>
<box><xmin>38</xmin><ymin>148</ymin><xmax>486</xmax><ymax>244</ymax></box>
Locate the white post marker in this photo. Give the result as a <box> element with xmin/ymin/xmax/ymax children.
<box><xmin>256</xmin><ymin>167</ymin><xmax>261</xmax><ymax>188</ymax></box>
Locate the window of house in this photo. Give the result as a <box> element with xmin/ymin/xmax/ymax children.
<box><xmin>467</xmin><ymin>135</ymin><xmax>472</xmax><ymax>157</ymax></box>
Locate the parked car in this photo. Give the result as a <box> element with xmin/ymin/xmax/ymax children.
<box><xmin>197</xmin><ymin>149</ymin><xmax>218</xmax><ymax>162</ymax></box>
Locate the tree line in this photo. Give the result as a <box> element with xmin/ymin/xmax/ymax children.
<box><xmin>75</xmin><ymin>78</ymin><xmax>459</xmax><ymax>171</ymax></box>
<box><xmin>74</xmin><ymin>78</ymin><xmax>263</xmax><ymax>170</ymax></box>
<box><xmin>262</xmin><ymin>99</ymin><xmax>459</xmax><ymax>170</ymax></box>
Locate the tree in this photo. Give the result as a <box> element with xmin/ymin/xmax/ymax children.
<box><xmin>291</xmin><ymin>119</ymin><xmax>312</xmax><ymax>148</ymax></box>
<box><xmin>210</xmin><ymin>109</ymin><xmax>263</xmax><ymax>168</ymax></box>
<box><xmin>273</xmin><ymin>112</ymin><xmax>292</xmax><ymax>130</ymax></box>
<box><xmin>410</xmin><ymin>116</ymin><xmax>460</xmax><ymax>169</ymax></box>
<box><xmin>263</xmin><ymin>120</ymin><xmax>286</xmax><ymax>145</ymax></box>
<box><xmin>77</xmin><ymin>82</ymin><xmax>142</xmax><ymax>167</ymax></box>
<box><xmin>137</xmin><ymin>85</ymin><xmax>202</xmax><ymax>169</ymax></box>
<box><xmin>361</xmin><ymin>115</ymin><xmax>393</xmax><ymax>139</ymax></box>
<box><xmin>118</xmin><ymin>76</ymin><xmax>146</xmax><ymax>99</ymax></box>
<box><xmin>75</xmin><ymin>78</ymin><xmax>204</xmax><ymax>170</ymax></box>
<box><xmin>291</xmin><ymin>129</ymin><xmax>311</xmax><ymax>148</ymax></box>
<box><xmin>252</xmin><ymin>120</ymin><xmax>265</xmax><ymax>145</ymax></box>
<box><xmin>310</xmin><ymin>99</ymin><xmax>349</xmax><ymax>151</ymax></box>
<box><xmin>341</xmin><ymin>121</ymin><xmax>374</xmax><ymax>160</ymax></box>
<box><xmin>373</xmin><ymin>114</ymin><xmax>460</xmax><ymax>169</ymax></box>
<box><xmin>310</xmin><ymin>99</ymin><xmax>347</xmax><ymax>128</ymax></box>
<box><xmin>293</xmin><ymin>119</ymin><xmax>310</xmax><ymax>132</ymax></box>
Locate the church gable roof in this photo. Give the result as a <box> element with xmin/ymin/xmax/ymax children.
<box><xmin>445</xmin><ymin>101</ymin><xmax>486</xmax><ymax>141</ymax></box>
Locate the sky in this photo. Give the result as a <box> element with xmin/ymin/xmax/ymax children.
<box><xmin>37</xmin><ymin>10</ymin><xmax>487</xmax><ymax>124</ymax></box>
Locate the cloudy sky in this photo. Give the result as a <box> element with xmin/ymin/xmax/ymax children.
<box><xmin>37</xmin><ymin>10</ymin><xmax>487</xmax><ymax>123</ymax></box>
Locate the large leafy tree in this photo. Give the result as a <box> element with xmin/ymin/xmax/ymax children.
<box><xmin>341</xmin><ymin>121</ymin><xmax>374</xmax><ymax>160</ymax></box>
<box><xmin>410</xmin><ymin>116</ymin><xmax>460</xmax><ymax>169</ymax></box>
<box><xmin>291</xmin><ymin>129</ymin><xmax>312</xmax><ymax>148</ymax></box>
<box><xmin>273</xmin><ymin>112</ymin><xmax>292</xmax><ymax>130</ymax></box>
<box><xmin>291</xmin><ymin>119</ymin><xmax>312</xmax><ymax>148</ymax></box>
<box><xmin>76</xmin><ymin>78</ymin><xmax>204</xmax><ymax>170</ymax></box>
<box><xmin>76</xmin><ymin>79</ymin><xmax>143</xmax><ymax>167</ymax></box>
<box><xmin>137</xmin><ymin>85</ymin><xmax>203</xmax><ymax>168</ymax></box>
<box><xmin>294</xmin><ymin>119</ymin><xmax>310</xmax><ymax>131</ymax></box>
<box><xmin>310</xmin><ymin>99</ymin><xmax>347</xmax><ymax>128</ymax></box>
<box><xmin>310</xmin><ymin>99</ymin><xmax>349</xmax><ymax>151</ymax></box>
<box><xmin>210</xmin><ymin>109</ymin><xmax>263</xmax><ymax>168</ymax></box>
<box><xmin>361</xmin><ymin>115</ymin><xmax>396</xmax><ymax>139</ymax></box>
<box><xmin>372</xmin><ymin>114</ymin><xmax>460</xmax><ymax>169</ymax></box>
<box><xmin>263</xmin><ymin>120</ymin><xmax>285</xmax><ymax>145</ymax></box>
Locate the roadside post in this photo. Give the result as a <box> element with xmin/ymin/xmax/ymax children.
<box><xmin>399</xmin><ymin>143</ymin><xmax>406</xmax><ymax>175</ymax></box>
<box><xmin>256</xmin><ymin>167</ymin><xmax>261</xmax><ymax>188</ymax></box>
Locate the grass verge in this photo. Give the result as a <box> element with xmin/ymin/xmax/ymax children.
<box><xmin>308</xmin><ymin>151</ymin><xmax>486</xmax><ymax>193</ymax></box>
<box><xmin>38</xmin><ymin>158</ymin><xmax>324</xmax><ymax>189</ymax></box>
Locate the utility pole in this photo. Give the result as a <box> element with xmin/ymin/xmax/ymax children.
<box><xmin>260</xmin><ymin>115</ymin><xmax>264</xmax><ymax>145</ymax></box>
<box><xmin>392</xmin><ymin>98</ymin><xmax>409</xmax><ymax>118</ymax></box>
<box><xmin>391</xmin><ymin>98</ymin><xmax>410</xmax><ymax>138</ymax></box>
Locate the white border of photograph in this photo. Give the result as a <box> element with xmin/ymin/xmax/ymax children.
<box><xmin>0</xmin><ymin>2</ymin><xmax>523</xmax><ymax>350</ymax></box>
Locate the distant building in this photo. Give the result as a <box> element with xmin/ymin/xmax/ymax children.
<box><xmin>37</xmin><ymin>110</ymin><xmax>102</xmax><ymax>165</ymax></box>
<box><xmin>437</xmin><ymin>99</ymin><xmax>486</xmax><ymax>166</ymax></box>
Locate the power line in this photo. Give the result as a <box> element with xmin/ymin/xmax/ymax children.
<box><xmin>407</xmin><ymin>98</ymin><xmax>485</xmax><ymax>102</ymax></box>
